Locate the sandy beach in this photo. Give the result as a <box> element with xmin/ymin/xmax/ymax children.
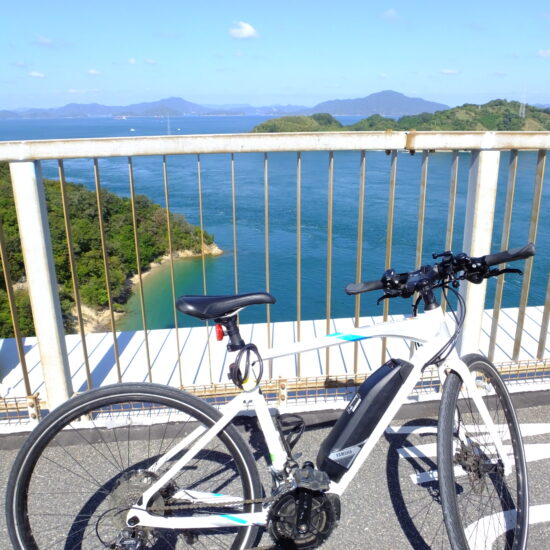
<box><xmin>128</xmin><ymin>243</ymin><xmax>223</xmax><ymax>287</ymax></box>
<box><xmin>76</xmin><ymin>243</ymin><xmax>223</xmax><ymax>333</ymax></box>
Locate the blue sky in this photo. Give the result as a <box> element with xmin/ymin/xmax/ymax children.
<box><xmin>2</xmin><ymin>0</ymin><xmax>550</xmax><ymax>109</ymax></box>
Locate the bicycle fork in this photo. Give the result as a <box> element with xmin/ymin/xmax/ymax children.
<box><xmin>442</xmin><ymin>357</ymin><xmax>513</xmax><ymax>476</ymax></box>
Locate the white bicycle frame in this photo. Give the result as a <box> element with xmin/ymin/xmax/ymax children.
<box><xmin>129</xmin><ymin>305</ymin><xmax>510</xmax><ymax>532</ymax></box>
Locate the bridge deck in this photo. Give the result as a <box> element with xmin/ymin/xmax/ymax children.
<box><xmin>1</xmin><ymin>306</ymin><xmax>548</xmax><ymax>401</ymax></box>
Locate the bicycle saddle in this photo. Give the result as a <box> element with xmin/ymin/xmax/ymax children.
<box><xmin>176</xmin><ymin>292</ymin><xmax>276</xmax><ymax>320</ymax></box>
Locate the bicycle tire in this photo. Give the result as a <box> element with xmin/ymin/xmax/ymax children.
<box><xmin>437</xmin><ymin>354</ymin><xmax>529</xmax><ymax>550</ymax></box>
<box><xmin>6</xmin><ymin>382</ymin><xmax>262</xmax><ymax>550</ymax></box>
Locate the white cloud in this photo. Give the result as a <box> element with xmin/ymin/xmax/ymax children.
<box><xmin>379</xmin><ymin>72</ymin><xmax>388</xmax><ymax>78</ymax></box>
<box><xmin>440</xmin><ymin>68</ymin><xmax>460</xmax><ymax>75</ymax></box>
<box><xmin>34</xmin><ymin>35</ymin><xmax>54</xmax><ymax>47</ymax></box>
<box><xmin>29</xmin><ymin>71</ymin><xmax>45</xmax><ymax>78</ymax></box>
<box><xmin>87</xmin><ymin>68</ymin><xmax>101</xmax><ymax>75</ymax></box>
<box><xmin>381</xmin><ymin>9</ymin><xmax>398</xmax><ymax>20</ymax></box>
<box><xmin>128</xmin><ymin>57</ymin><xmax>137</xmax><ymax>64</ymax></box>
<box><xmin>537</xmin><ymin>49</ymin><xmax>550</xmax><ymax>57</ymax></box>
<box><xmin>144</xmin><ymin>58</ymin><xmax>157</xmax><ymax>65</ymax></box>
<box><xmin>229</xmin><ymin>21</ymin><xmax>258</xmax><ymax>39</ymax></box>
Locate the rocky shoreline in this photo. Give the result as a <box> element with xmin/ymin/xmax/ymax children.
<box><xmin>74</xmin><ymin>243</ymin><xmax>223</xmax><ymax>333</ymax></box>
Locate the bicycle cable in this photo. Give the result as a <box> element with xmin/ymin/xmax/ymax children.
<box><xmin>228</xmin><ymin>343</ymin><xmax>264</xmax><ymax>391</ymax></box>
<box><xmin>424</xmin><ymin>283</ymin><xmax>465</xmax><ymax>367</ymax></box>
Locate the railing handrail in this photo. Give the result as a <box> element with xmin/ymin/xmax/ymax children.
<box><xmin>2</xmin><ymin>131</ymin><xmax>550</xmax><ymax>162</ymax></box>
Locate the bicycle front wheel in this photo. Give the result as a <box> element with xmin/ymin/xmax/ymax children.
<box><xmin>6</xmin><ymin>383</ymin><xmax>262</xmax><ymax>550</ymax></box>
<box><xmin>437</xmin><ymin>354</ymin><xmax>528</xmax><ymax>550</ymax></box>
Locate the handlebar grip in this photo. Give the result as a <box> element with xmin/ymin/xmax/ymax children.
<box><xmin>345</xmin><ymin>280</ymin><xmax>384</xmax><ymax>295</ymax></box>
<box><xmin>483</xmin><ymin>243</ymin><xmax>535</xmax><ymax>267</ymax></box>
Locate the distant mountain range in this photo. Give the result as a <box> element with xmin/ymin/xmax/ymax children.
<box><xmin>0</xmin><ymin>91</ymin><xmax>449</xmax><ymax>120</ymax></box>
<box><xmin>305</xmin><ymin>90</ymin><xmax>448</xmax><ymax>116</ymax></box>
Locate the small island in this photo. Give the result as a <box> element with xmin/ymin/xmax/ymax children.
<box><xmin>251</xmin><ymin>100</ymin><xmax>550</xmax><ymax>133</ymax></box>
<box><xmin>0</xmin><ymin>161</ymin><xmax>220</xmax><ymax>336</ymax></box>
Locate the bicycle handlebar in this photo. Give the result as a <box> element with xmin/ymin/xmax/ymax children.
<box><xmin>483</xmin><ymin>243</ymin><xmax>535</xmax><ymax>267</ymax></box>
<box><xmin>345</xmin><ymin>243</ymin><xmax>535</xmax><ymax>297</ymax></box>
<box><xmin>345</xmin><ymin>280</ymin><xmax>384</xmax><ymax>294</ymax></box>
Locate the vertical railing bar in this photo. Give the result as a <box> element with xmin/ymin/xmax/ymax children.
<box><xmin>513</xmin><ymin>149</ymin><xmax>546</xmax><ymax>360</ymax></box>
<box><xmin>296</xmin><ymin>152</ymin><xmax>302</xmax><ymax>377</ymax></box>
<box><xmin>264</xmin><ymin>153</ymin><xmax>272</xmax><ymax>377</ymax></box>
<box><xmin>382</xmin><ymin>150</ymin><xmax>398</xmax><ymax>364</ymax></box>
<box><xmin>445</xmin><ymin>151</ymin><xmax>459</xmax><ymax>252</ymax></box>
<box><xmin>326</xmin><ymin>151</ymin><xmax>334</xmax><ymax>376</ymax></box>
<box><xmin>0</xmin><ymin>218</ymin><xmax>31</xmax><ymax>395</ymax></box>
<box><xmin>10</xmin><ymin>161</ymin><xmax>72</xmax><ymax>408</ymax></box>
<box><xmin>354</xmin><ymin>151</ymin><xmax>366</xmax><ymax>375</ymax></box>
<box><xmin>196</xmin><ymin>154</ymin><xmax>212</xmax><ymax>384</ymax></box>
<box><xmin>442</xmin><ymin>150</ymin><xmax>459</xmax><ymax>313</ymax></box>
<box><xmin>457</xmin><ymin>149</ymin><xmax>500</xmax><ymax>356</ymax></box>
<box><xmin>197</xmin><ymin>155</ymin><xmax>208</xmax><ymax>294</ymax></box>
<box><xmin>537</xmin><ymin>274</ymin><xmax>550</xmax><ymax>360</ymax></box>
<box><xmin>93</xmin><ymin>158</ymin><xmax>121</xmax><ymax>381</ymax></box>
<box><xmin>415</xmin><ymin>151</ymin><xmax>429</xmax><ymax>269</ymax></box>
<box><xmin>58</xmin><ymin>160</ymin><xmax>92</xmax><ymax>390</ymax></box>
<box><xmin>488</xmin><ymin>150</ymin><xmax>518</xmax><ymax>361</ymax></box>
<box><xmin>409</xmin><ymin>150</ymin><xmax>429</xmax><ymax>358</ymax></box>
<box><xmin>127</xmin><ymin>157</ymin><xmax>152</xmax><ymax>382</ymax></box>
<box><xmin>162</xmin><ymin>156</ymin><xmax>182</xmax><ymax>386</ymax></box>
<box><xmin>231</xmin><ymin>153</ymin><xmax>239</xmax><ymax>295</ymax></box>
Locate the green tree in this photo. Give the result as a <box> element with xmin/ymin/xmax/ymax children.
<box><xmin>0</xmin><ymin>161</ymin><xmax>216</xmax><ymax>337</ymax></box>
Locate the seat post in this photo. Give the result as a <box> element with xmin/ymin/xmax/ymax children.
<box><xmin>218</xmin><ymin>316</ymin><xmax>245</xmax><ymax>352</ymax></box>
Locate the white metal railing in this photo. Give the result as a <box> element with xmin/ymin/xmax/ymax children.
<box><xmin>0</xmin><ymin>131</ymin><xmax>549</xmax><ymax>413</ymax></box>
<box><xmin>2</xmin><ymin>131</ymin><xmax>550</xmax><ymax>159</ymax></box>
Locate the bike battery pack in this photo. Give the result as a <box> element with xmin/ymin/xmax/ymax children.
<box><xmin>316</xmin><ymin>358</ymin><xmax>414</xmax><ymax>482</ymax></box>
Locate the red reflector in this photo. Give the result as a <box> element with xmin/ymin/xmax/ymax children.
<box><xmin>215</xmin><ymin>324</ymin><xmax>224</xmax><ymax>341</ymax></box>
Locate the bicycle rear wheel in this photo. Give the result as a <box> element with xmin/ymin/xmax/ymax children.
<box><xmin>6</xmin><ymin>383</ymin><xmax>262</xmax><ymax>550</ymax></box>
<box><xmin>437</xmin><ymin>354</ymin><xmax>528</xmax><ymax>550</ymax></box>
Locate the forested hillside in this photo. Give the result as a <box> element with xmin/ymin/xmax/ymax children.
<box><xmin>0</xmin><ymin>161</ymin><xmax>213</xmax><ymax>337</ymax></box>
<box><xmin>251</xmin><ymin>113</ymin><xmax>344</xmax><ymax>132</ymax></box>
<box><xmin>252</xmin><ymin>100</ymin><xmax>550</xmax><ymax>132</ymax></box>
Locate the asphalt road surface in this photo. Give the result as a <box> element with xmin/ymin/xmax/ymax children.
<box><xmin>1</xmin><ymin>396</ymin><xmax>549</xmax><ymax>549</ymax></box>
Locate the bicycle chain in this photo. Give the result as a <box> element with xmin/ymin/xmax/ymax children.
<box><xmin>138</xmin><ymin>492</ymin><xmax>313</xmax><ymax>549</ymax></box>
<box><xmin>147</xmin><ymin>495</ymin><xmax>279</xmax><ymax>549</ymax></box>
<box><xmin>147</xmin><ymin>493</ymin><xmax>277</xmax><ymax>512</ymax></box>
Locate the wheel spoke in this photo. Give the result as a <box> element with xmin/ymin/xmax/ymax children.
<box><xmin>7</xmin><ymin>384</ymin><xmax>260</xmax><ymax>550</ymax></box>
<box><xmin>438</xmin><ymin>356</ymin><xmax>528</xmax><ymax>550</ymax></box>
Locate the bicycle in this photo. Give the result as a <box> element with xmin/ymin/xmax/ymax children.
<box><xmin>6</xmin><ymin>243</ymin><xmax>534</xmax><ymax>550</ymax></box>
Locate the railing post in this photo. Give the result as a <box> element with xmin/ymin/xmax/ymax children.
<box><xmin>9</xmin><ymin>161</ymin><xmax>73</xmax><ymax>409</ymax></box>
<box><xmin>457</xmin><ymin>146</ymin><xmax>500</xmax><ymax>356</ymax></box>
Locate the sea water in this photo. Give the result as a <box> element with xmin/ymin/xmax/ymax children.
<box><xmin>1</xmin><ymin>117</ymin><xmax>548</xmax><ymax>330</ymax></box>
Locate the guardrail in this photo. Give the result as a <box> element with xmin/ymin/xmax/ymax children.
<box><xmin>0</xmin><ymin>131</ymin><xmax>549</xmax><ymax>415</ymax></box>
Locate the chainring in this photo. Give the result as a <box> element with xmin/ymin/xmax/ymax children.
<box><xmin>268</xmin><ymin>489</ymin><xmax>338</xmax><ymax>549</ymax></box>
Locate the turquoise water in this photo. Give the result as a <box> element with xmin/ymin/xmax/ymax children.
<box><xmin>1</xmin><ymin>117</ymin><xmax>548</xmax><ymax>330</ymax></box>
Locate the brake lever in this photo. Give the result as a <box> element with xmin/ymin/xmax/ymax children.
<box><xmin>376</xmin><ymin>291</ymin><xmax>402</xmax><ymax>305</ymax></box>
<box><xmin>486</xmin><ymin>267</ymin><xmax>522</xmax><ymax>278</ymax></box>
